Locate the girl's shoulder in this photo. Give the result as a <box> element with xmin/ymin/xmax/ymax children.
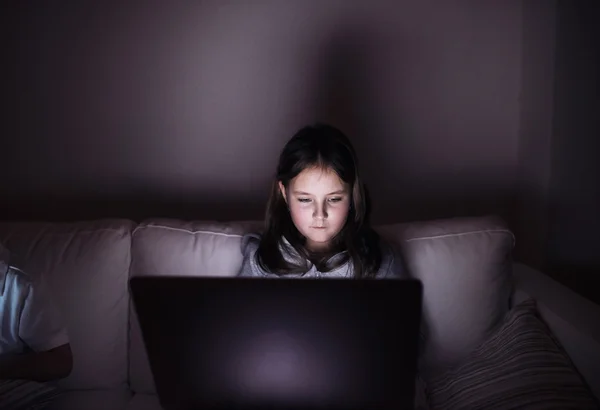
<box><xmin>375</xmin><ymin>235</ymin><xmax>406</xmax><ymax>279</ymax></box>
<box><xmin>238</xmin><ymin>232</ymin><xmax>265</xmax><ymax>277</ymax></box>
<box><xmin>240</xmin><ymin>232</ymin><xmax>262</xmax><ymax>257</ymax></box>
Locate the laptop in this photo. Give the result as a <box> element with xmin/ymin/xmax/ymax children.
<box><xmin>130</xmin><ymin>276</ymin><xmax>423</xmax><ymax>410</ymax></box>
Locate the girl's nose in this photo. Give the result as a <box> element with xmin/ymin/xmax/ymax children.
<box><xmin>313</xmin><ymin>207</ymin><xmax>327</xmax><ymax>219</ymax></box>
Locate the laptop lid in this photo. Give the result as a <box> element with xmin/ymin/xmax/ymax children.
<box><xmin>130</xmin><ymin>276</ymin><xmax>423</xmax><ymax>410</ymax></box>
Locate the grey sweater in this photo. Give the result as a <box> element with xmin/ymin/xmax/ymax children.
<box><xmin>236</xmin><ymin>232</ymin><xmax>430</xmax><ymax>408</ymax></box>
<box><xmin>237</xmin><ymin>233</ymin><xmax>405</xmax><ymax>279</ymax></box>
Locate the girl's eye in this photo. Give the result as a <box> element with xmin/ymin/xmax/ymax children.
<box><xmin>298</xmin><ymin>198</ymin><xmax>312</xmax><ymax>203</ymax></box>
<box><xmin>329</xmin><ymin>197</ymin><xmax>343</xmax><ymax>203</ymax></box>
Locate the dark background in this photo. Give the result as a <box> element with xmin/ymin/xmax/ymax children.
<box><xmin>1</xmin><ymin>1</ymin><xmax>598</xmax><ymax>303</ymax></box>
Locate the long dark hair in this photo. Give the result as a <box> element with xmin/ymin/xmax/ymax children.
<box><xmin>256</xmin><ymin>123</ymin><xmax>382</xmax><ymax>278</ymax></box>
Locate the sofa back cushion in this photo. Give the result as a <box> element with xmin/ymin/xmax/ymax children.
<box><xmin>377</xmin><ymin>215</ymin><xmax>515</xmax><ymax>378</ymax></box>
<box><xmin>128</xmin><ymin>219</ymin><xmax>262</xmax><ymax>394</ymax></box>
<box><xmin>129</xmin><ymin>216</ymin><xmax>514</xmax><ymax>391</ymax></box>
<box><xmin>0</xmin><ymin>219</ymin><xmax>134</xmax><ymax>390</ymax></box>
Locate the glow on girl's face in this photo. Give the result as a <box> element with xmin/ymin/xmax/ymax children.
<box><xmin>279</xmin><ymin>166</ymin><xmax>351</xmax><ymax>252</ymax></box>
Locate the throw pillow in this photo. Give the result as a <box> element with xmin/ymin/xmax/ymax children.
<box><xmin>425</xmin><ymin>298</ymin><xmax>599</xmax><ymax>410</ymax></box>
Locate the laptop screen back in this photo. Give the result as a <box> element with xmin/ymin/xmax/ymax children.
<box><xmin>130</xmin><ymin>276</ymin><xmax>422</xmax><ymax>410</ymax></box>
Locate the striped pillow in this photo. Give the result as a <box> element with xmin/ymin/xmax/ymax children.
<box><xmin>0</xmin><ymin>380</ymin><xmax>62</xmax><ymax>410</ymax></box>
<box><xmin>426</xmin><ymin>298</ymin><xmax>599</xmax><ymax>410</ymax></box>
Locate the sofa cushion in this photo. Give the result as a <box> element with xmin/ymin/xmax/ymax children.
<box><xmin>376</xmin><ymin>215</ymin><xmax>514</xmax><ymax>377</ymax></box>
<box><xmin>0</xmin><ymin>220</ymin><xmax>134</xmax><ymax>390</ymax></box>
<box><xmin>425</xmin><ymin>298</ymin><xmax>599</xmax><ymax>410</ymax></box>
<box><xmin>128</xmin><ymin>219</ymin><xmax>262</xmax><ymax>394</ymax></box>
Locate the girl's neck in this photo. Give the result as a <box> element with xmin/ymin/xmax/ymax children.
<box><xmin>305</xmin><ymin>241</ymin><xmax>330</xmax><ymax>254</ymax></box>
<box><xmin>306</xmin><ymin>241</ymin><xmax>345</xmax><ymax>258</ymax></box>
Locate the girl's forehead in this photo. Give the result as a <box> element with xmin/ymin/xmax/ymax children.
<box><xmin>291</xmin><ymin>166</ymin><xmax>347</xmax><ymax>190</ymax></box>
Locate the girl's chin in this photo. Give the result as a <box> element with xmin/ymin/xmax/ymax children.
<box><xmin>304</xmin><ymin>232</ymin><xmax>339</xmax><ymax>250</ymax></box>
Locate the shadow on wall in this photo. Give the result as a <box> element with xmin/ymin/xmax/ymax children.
<box><xmin>309</xmin><ymin>21</ymin><xmax>402</xmax><ymax>220</ymax></box>
<box><xmin>0</xmin><ymin>188</ymin><xmax>515</xmax><ymax>227</ymax></box>
<box><xmin>509</xmin><ymin>186</ymin><xmax>550</xmax><ymax>270</ymax></box>
<box><xmin>0</xmin><ymin>193</ymin><xmax>268</xmax><ymax>223</ymax></box>
<box><xmin>307</xmin><ymin>21</ymin><xmax>516</xmax><ymax>228</ymax></box>
<box><xmin>0</xmin><ymin>22</ymin><xmax>515</xmax><ymax>227</ymax></box>
<box><xmin>0</xmin><ymin>6</ymin><xmax>517</xmax><ymax>231</ymax></box>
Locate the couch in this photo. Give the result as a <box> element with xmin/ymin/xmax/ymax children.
<box><xmin>0</xmin><ymin>215</ymin><xmax>598</xmax><ymax>409</ymax></box>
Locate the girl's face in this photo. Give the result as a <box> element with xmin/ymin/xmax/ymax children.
<box><xmin>279</xmin><ymin>166</ymin><xmax>351</xmax><ymax>252</ymax></box>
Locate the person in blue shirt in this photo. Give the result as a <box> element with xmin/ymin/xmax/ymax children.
<box><xmin>0</xmin><ymin>242</ymin><xmax>73</xmax><ymax>381</ymax></box>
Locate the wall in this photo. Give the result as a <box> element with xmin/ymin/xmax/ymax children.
<box><xmin>512</xmin><ymin>0</ymin><xmax>557</xmax><ymax>269</ymax></box>
<box><xmin>545</xmin><ymin>0</ymin><xmax>600</xmax><ymax>300</ymax></box>
<box><xmin>1</xmin><ymin>1</ymin><xmax>523</xmax><ymax>227</ymax></box>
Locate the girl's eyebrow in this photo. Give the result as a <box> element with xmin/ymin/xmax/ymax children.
<box><xmin>293</xmin><ymin>190</ymin><xmax>346</xmax><ymax>196</ymax></box>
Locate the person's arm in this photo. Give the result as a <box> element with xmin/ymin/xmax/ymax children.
<box><xmin>2</xmin><ymin>272</ymin><xmax>73</xmax><ymax>382</ymax></box>
<box><xmin>0</xmin><ymin>343</ymin><xmax>73</xmax><ymax>382</ymax></box>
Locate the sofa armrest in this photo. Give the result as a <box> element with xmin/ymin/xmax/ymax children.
<box><xmin>512</xmin><ymin>262</ymin><xmax>600</xmax><ymax>400</ymax></box>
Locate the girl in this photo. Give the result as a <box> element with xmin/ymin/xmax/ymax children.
<box><xmin>238</xmin><ymin>123</ymin><xmax>404</xmax><ymax>279</ymax></box>
<box><xmin>236</xmin><ymin>123</ymin><xmax>430</xmax><ymax>408</ymax></box>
